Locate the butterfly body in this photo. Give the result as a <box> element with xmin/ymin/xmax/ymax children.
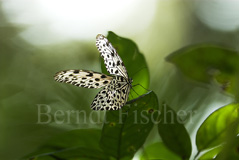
<box><xmin>54</xmin><ymin>34</ymin><xmax>132</xmax><ymax>110</ymax></box>
<box><xmin>91</xmin><ymin>75</ymin><xmax>132</xmax><ymax>110</ymax></box>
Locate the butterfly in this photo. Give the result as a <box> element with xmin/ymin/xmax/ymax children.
<box><xmin>54</xmin><ymin>34</ymin><xmax>132</xmax><ymax>110</ymax></box>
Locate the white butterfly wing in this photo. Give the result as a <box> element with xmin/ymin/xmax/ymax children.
<box><xmin>54</xmin><ymin>70</ymin><xmax>113</xmax><ymax>89</ymax></box>
<box><xmin>96</xmin><ymin>34</ymin><xmax>128</xmax><ymax>79</ymax></box>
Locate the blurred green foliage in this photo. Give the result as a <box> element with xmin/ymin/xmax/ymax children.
<box><xmin>25</xmin><ymin>129</ymin><xmax>109</xmax><ymax>160</ymax></box>
<box><xmin>1</xmin><ymin>12</ymin><xmax>239</xmax><ymax>160</ymax></box>
<box><xmin>166</xmin><ymin>43</ymin><xmax>239</xmax><ymax>159</ymax></box>
<box><xmin>0</xmin><ymin>23</ymin><xmax>102</xmax><ymax>159</ymax></box>
<box><xmin>166</xmin><ymin>44</ymin><xmax>239</xmax><ymax>95</ymax></box>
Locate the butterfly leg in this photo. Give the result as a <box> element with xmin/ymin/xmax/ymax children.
<box><xmin>131</xmin><ymin>87</ymin><xmax>139</xmax><ymax>96</ymax></box>
<box><xmin>132</xmin><ymin>83</ymin><xmax>150</xmax><ymax>92</ymax></box>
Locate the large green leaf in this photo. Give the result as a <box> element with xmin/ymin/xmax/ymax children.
<box><xmin>24</xmin><ymin>129</ymin><xmax>110</xmax><ymax>160</ymax></box>
<box><xmin>166</xmin><ymin>44</ymin><xmax>239</xmax><ymax>94</ymax></box>
<box><xmin>101</xmin><ymin>31</ymin><xmax>150</xmax><ymax>98</ymax></box>
<box><xmin>196</xmin><ymin>103</ymin><xmax>239</xmax><ymax>152</ymax></box>
<box><xmin>140</xmin><ymin>142</ymin><xmax>181</xmax><ymax>160</ymax></box>
<box><xmin>100</xmin><ymin>91</ymin><xmax>159</xmax><ymax>159</ymax></box>
<box><xmin>158</xmin><ymin>104</ymin><xmax>192</xmax><ymax>159</ymax></box>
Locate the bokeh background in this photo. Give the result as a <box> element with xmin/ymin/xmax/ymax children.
<box><xmin>1</xmin><ymin>0</ymin><xmax>239</xmax><ymax>159</ymax></box>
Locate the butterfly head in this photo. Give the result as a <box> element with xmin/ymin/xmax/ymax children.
<box><xmin>96</xmin><ymin>34</ymin><xmax>105</xmax><ymax>40</ymax></box>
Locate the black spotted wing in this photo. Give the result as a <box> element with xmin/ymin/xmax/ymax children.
<box><xmin>54</xmin><ymin>70</ymin><xmax>113</xmax><ymax>89</ymax></box>
<box><xmin>96</xmin><ymin>34</ymin><xmax>128</xmax><ymax>79</ymax></box>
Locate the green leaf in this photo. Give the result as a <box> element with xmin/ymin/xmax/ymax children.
<box><xmin>101</xmin><ymin>31</ymin><xmax>150</xmax><ymax>98</ymax></box>
<box><xmin>196</xmin><ymin>103</ymin><xmax>239</xmax><ymax>152</ymax></box>
<box><xmin>140</xmin><ymin>142</ymin><xmax>181</xmax><ymax>160</ymax></box>
<box><xmin>158</xmin><ymin>104</ymin><xmax>192</xmax><ymax>159</ymax></box>
<box><xmin>166</xmin><ymin>44</ymin><xmax>239</xmax><ymax>94</ymax></box>
<box><xmin>100</xmin><ymin>91</ymin><xmax>159</xmax><ymax>159</ymax></box>
<box><xmin>24</xmin><ymin>129</ymin><xmax>110</xmax><ymax>160</ymax></box>
<box><xmin>198</xmin><ymin>146</ymin><xmax>222</xmax><ymax>160</ymax></box>
<box><xmin>215</xmin><ymin>136</ymin><xmax>239</xmax><ymax>160</ymax></box>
